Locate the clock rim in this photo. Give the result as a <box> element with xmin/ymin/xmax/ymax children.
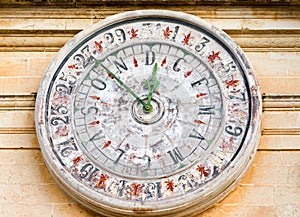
<box><xmin>35</xmin><ymin>9</ymin><xmax>262</xmax><ymax>216</ymax></box>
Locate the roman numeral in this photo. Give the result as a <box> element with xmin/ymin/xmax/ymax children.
<box><xmin>189</xmin><ymin>129</ymin><xmax>205</xmax><ymax>141</ymax></box>
<box><xmin>91</xmin><ymin>78</ymin><xmax>106</xmax><ymax>90</ymax></box>
<box><xmin>191</xmin><ymin>78</ymin><xmax>208</xmax><ymax>87</ymax></box>
<box><xmin>198</xmin><ymin>105</ymin><xmax>215</xmax><ymax>115</ymax></box>
<box><xmin>113</xmin><ymin>57</ymin><xmax>128</xmax><ymax>72</ymax></box>
<box><xmin>145</xmin><ymin>51</ymin><xmax>155</xmax><ymax>65</ymax></box>
<box><xmin>189</xmin><ymin>129</ymin><xmax>208</xmax><ymax>150</ymax></box>
<box><xmin>167</xmin><ymin>147</ymin><xmax>185</xmax><ymax>164</ymax></box>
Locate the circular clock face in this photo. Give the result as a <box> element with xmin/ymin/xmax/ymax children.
<box><xmin>36</xmin><ymin>10</ymin><xmax>262</xmax><ymax>216</ymax></box>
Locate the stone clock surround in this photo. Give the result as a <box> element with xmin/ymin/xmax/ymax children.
<box><xmin>35</xmin><ymin>10</ymin><xmax>261</xmax><ymax>216</ymax></box>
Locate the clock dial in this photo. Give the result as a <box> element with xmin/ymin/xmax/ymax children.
<box><xmin>73</xmin><ymin>42</ymin><xmax>223</xmax><ymax>179</ymax></box>
<box><xmin>36</xmin><ymin>10</ymin><xmax>261</xmax><ymax>216</ymax></box>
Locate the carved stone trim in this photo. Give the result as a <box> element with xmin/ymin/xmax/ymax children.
<box><xmin>0</xmin><ymin>94</ymin><xmax>299</xmax><ymax>136</ymax></box>
<box><xmin>0</xmin><ymin>0</ymin><xmax>299</xmax><ymax>7</ymax></box>
<box><xmin>0</xmin><ymin>127</ymin><xmax>36</xmax><ymax>134</ymax></box>
<box><xmin>263</xmin><ymin>94</ymin><xmax>300</xmax><ymax>111</ymax></box>
<box><xmin>0</xmin><ymin>94</ymin><xmax>36</xmax><ymax>111</ymax></box>
<box><xmin>1</xmin><ymin>94</ymin><xmax>299</xmax><ymax>111</ymax></box>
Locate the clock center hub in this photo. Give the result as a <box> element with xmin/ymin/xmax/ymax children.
<box><xmin>131</xmin><ymin>96</ymin><xmax>164</xmax><ymax>124</ymax></box>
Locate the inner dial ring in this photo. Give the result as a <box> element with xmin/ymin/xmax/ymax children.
<box><xmin>73</xmin><ymin>42</ymin><xmax>223</xmax><ymax>180</ymax></box>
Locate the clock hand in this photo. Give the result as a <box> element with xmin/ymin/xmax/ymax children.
<box><xmin>145</xmin><ymin>63</ymin><xmax>160</xmax><ymax>110</ymax></box>
<box><xmin>95</xmin><ymin>60</ymin><xmax>149</xmax><ymax>110</ymax></box>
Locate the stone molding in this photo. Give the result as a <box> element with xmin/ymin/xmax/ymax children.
<box><xmin>0</xmin><ymin>94</ymin><xmax>299</xmax><ymax>135</ymax></box>
<box><xmin>1</xmin><ymin>93</ymin><xmax>299</xmax><ymax>111</ymax></box>
<box><xmin>0</xmin><ymin>0</ymin><xmax>300</xmax><ymax>7</ymax></box>
<box><xmin>0</xmin><ymin>7</ymin><xmax>299</xmax><ymax>52</ymax></box>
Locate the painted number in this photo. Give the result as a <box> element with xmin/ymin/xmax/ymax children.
<box><xmin>225</xmin><ymin>125</ymin><xmax>243</xmax><ymax>136</ymax></box>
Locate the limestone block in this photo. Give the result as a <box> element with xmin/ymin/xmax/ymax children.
<box><xmin>260</xmin><ymin>77</ymin><xmax>300</xmax><ymax>94</ymax></box>
<box><xmin>53</xmin><ymin>204</ymin><xmax>102</xmax><ymax>217</ymax></box>
<box><xmin>282</xmin><ymin>151</ymin><xmax>300</xmax><ymax>166</ymax></box>
<box><xmin>20</xmin><ymin>184</ymin><xmax>72</xmax><ymax>203</ymax></box>
<box><xmin>242</xmin><ymin>206</ymin><xmax>276</xmax><ymax>217</ymax></box>
<box><xmin>196</xmin><ymin>204</ymin><xmax>242</xmax><ymax>217</ymax></box>
<box><xmin>262</xmin><ymin>111</ymin><xmax>300</xmax><ymax>132</ymax></box>
<box><xmin>0</xmin><ymin>57</ymin><xmax>28</xmax><ymax>77</ymax></box>
<box><xmin>275</xmin><ymin>204</ymin><xmax>296</xmax><ymax>217</ymax></box>
<box><xmin>246</xmin><ymin>52</ymin><xmax>288</xmax><ymax>77</ymax></box>
<box><xmin>0</xmin><ymin>77</ymin><xmax>41</xmax><ymax>94</ymax></box>
<box><xmin>0</xmin><ymin>165</ymin><xmax>10</xmax><ymax>182</ymax></box>
<box><xmin>8</xmin><ymin>164</ymin><xmax>53</xmax><ymax>184</ymax></box>
<box><xmin>276</xmin><ymin>186</ymin><xmax>300</xmax><ymax>205</ymax></box>
<box><xmin>1</xmin><ymin>204</ymin><xmax>53</xmax><ymax>217</ymax></box>
<box><xmin>241</xmin><ymin>165</ymin><xmax>289</xmax><ymax>186</ymax></box>
<box><xmin>0</xmin><ymin>150</ymin><xmax>44</xmax><ymax>165</ymax></box>
<box><xmin>0</xmin><ymin>134</ymin><xmax>39</xmax><ymax>149</ymax></box>
<box><xmin>259</xmin><ymin>135</ymin><xmax>300</xmax><ymax>150</ymax></box>
<box><xmin>254</xmin><ymin>151</ymin><xmax>283</xmax><ymax>166</ymax></box>
<box><xmin>0</xmin><ymin>184</ymin><xmax>21</xmax><ymax>203</ymax></box>
<box><xmin>287</xmin><ymin>166</ymin><xmax>300</xmax><ymax>185</ymax></box>
<box><xmin>0</xmin><ymin>110</ymin><xmax>34</xmax><ymax>128</ymax></box>
<box><xmin>288</xmin><ymin>52</ymin><xmax>300</xmax><ymax>76</ymax></box>
<box><xmin>239</xmin><ymin>185</ymin><xmax>275</xmax><ymax>206</ymax></box>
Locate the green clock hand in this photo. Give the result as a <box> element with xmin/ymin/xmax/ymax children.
<box><xmin>145</xmin><ymin>63</ymin><xmax>160</xmax><ymax>108</ymax></box>
<box><xmin>95</xmin><ymin>60</ymin><xmax>149</xmax><ymax>110</ymax></box>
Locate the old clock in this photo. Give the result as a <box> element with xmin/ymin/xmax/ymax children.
<box><xmin>35</xmin><ymin>10</ymin><xmax>262</xmax><ymax>216</ymax></box>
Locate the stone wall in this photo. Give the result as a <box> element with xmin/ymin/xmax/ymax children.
<box><xmin>0</xmin><ymin>2</ymin><xmax>299</xmax><ymax>217</ymax></box>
